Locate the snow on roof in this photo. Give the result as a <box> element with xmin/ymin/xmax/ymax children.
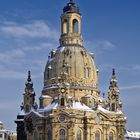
<box><xmin>83</xmin><ymin>94</ymin><xmax>92</xmax><ymax>98</ymax></box>
<box><xmin>0</xmin><ymin>121</ymin><xmax>3</xmax><ymax>124</ymax></box>
<box><xmin>68</xmin><ymin>96</ymin><xmax>72</xmax><ymax>99</ymax></box>
<box><xmin>44</xmin><ymin>84</ymin><xmax>59</xmax><ymax>90</ymax></box>
<box><xmin>42</xmin><ymin>101</ymin><xmax>94</xmax><ymax>112</ymax></box>
<box><xmin>43</xmin><ymin>102</ymin><xmax>58</xmax><ymax>112</ymax></box>
<box><xmin>98</xmin><ymin>105</ymin><xmax>123</xmax><ymax>114</ymax></box>
<box><xmin>31</xmin><ymin>110</ymin><xmax>44</xmax><ymax>117</ymax></box>
<box><xmin>126</xmin><ymin>131</ymin><xmax>140</xmax><ymax>138</ymax></box>
<box><xmin>72</xmin><ymin>102</ymin><xmax>94</xmax><ymax>112</ymax></box>
<box><xmin>41</xmin><ymin>95</ymin><xmax>52</xmax><ymax>99</ymax></box>
<box><xmin>60</xmin><ymin>46</ymin><xmax>65</xmax><ymax>52</ymax></box>
<box><xmin>18</xmin><ymin>110</ymin><xmax>25</xmax><ymax>116</ymax></box>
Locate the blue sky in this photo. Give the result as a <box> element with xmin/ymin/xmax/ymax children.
<box><xmin>0</xmin><ymin>0</ymin><xmax>140</xmax><ymax>131</ymax></box>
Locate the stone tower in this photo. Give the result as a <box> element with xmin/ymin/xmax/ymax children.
<box><xmin>15</xmin><ymin>1</ymin><xmax>126</xmax><ymax>140</ymax></box>
<box><xmin>108</xmin><ymin>69</ymin><xmax>122</xmax><ymax>112</ymax></box>
<box><xmin>23</xmin><ymin>71</ymin><xmax>37</xmax><ymax>113</ymax></box>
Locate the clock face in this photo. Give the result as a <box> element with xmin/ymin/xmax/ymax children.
<box><xmin>60</xmin><ymin>88</ymin><xmax>66</xmax><ymax>93</ymax></box>
<box><xmin>59</xmin><ymin>115</ymin><xmax>65</xmax><ymax>122</ymax></box>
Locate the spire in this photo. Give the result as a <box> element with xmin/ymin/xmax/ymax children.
<box><xmin>112</xmin><ymin>68</ymin><xmax>115</xmax><ymax>76</ymax></box>
<box><xmin>112</xmin><ymin>68</ymin><xmax>116</xmax><ymax>79</ymax></box>
<box><xmin>27</xmin><ymin>71</ymin><xmax>31</xmax><ymax>82</ymax></box>
<box><xmin>23</xmin><ymin>71</ymin><xmax>37</xmax><ymax>113</ymax></box>
<box><xmin>25</xmin><ymin>71</ymin><xmax>33</xmax><ymax>93</ymax></box>
<box><xmin>110</xmin><ymin>68</ymin><xmax>118</xmax><ymax>90</ymax></box>
<box><xmin>108</xmin><ymin>69</ymin><xmax>121</xmax><ymax>112</ymax></box>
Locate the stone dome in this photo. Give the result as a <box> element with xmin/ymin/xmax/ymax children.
<box><xmin>43</xmin><ymin>45</ymin><xmax>98</xmax><ymax>90</ymax></box>
<box><xmin>42</xmin><ymin>0</ymin><xmax>99</xmax><ymax>98</ymax></box>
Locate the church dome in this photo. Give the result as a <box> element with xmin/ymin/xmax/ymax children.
<box><xmin>44</xmin><ymin>45</ymin><xmax>98</xmax><ymax>89</ymax></box>
<box><xmin>42</xmin><ymin>0</ymin><xmax>99</xmax><ymax>98</ymax></box>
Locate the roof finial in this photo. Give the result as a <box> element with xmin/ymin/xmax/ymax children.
<box><xmin>27</xmin><ymin>71</ymin><xmax>31</xmax><ymax>82</ymax></box>
<box><xmin>112</xmin><ymin>68</ymin><xmax>115</xmax><ymax>76</ymax></box>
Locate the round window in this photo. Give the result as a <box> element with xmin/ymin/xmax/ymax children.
<box><xmin>59</xmin><ymin>115</ymin><xmax>65</xmax><ymax>122</ymax></box>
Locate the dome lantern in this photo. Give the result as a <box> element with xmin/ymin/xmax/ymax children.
<box><xmin>63</xmin><ymin>0</ymin><xmax>80</xmax><ymax>14</ymax></box>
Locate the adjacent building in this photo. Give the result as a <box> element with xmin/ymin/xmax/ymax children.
<box><xmin>0</xmin><ymin>121</ymin><xmax>16</xmax><ymax>140</ymax></box>
<box><xmin>15</xmin><ymin>1</ymin><xmax>127</xmax><ymax>140</ymax></box>
<box><xmin>125</xmin><ymin>131</ymin><xmax>140</xmax><ymax>140</ymax></box>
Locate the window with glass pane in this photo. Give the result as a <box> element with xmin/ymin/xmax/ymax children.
<box><xmin>109</xmin><ymin>132</ymin><xmax>113</xmax><ymax>140</ymax></box>
<box><xmin>95</xmin><ymin>131</ymin><xmax>100</xmax><ymax>140</ymax></box>
<box><xmin>60</xmin><ymin>129</ymin><xmax>66</xmax><ymax>140</ymax></box>
<box><xmin>34</xmin><ymin>131</ymin><xmax>38</xmax><ymax>140</ymax></box>
<box><xmin>0</xmin><ymin>134</ymin><xmax>3</xmax><ymax>138</ymax></box>
<box><xmin>77</xmin><ymin>130</ymin><xmax>82</xmax><ymax>140</ymax></box>
<box><xmin>47</xmin><ymin>130</ymin><xmax>52</xmax><ymax>140</ymax></box>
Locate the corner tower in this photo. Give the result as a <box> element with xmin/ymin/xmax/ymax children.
<box><xmin>108</xmin><ymin>69</ymin><xmax>122</xmax><ymax>112</ymax></box>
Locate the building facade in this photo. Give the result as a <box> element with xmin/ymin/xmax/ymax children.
<box><xmin>15</xmin><ymin>1</ymin><xmax>127</xmax><ymax>140</ymax></box>
<box><xmin>0</xmin><ymin>121</ymin><xmax>16</xmax><ymax>140</ymax></box>
<box><xmin>125</xmin><ymin>131</ymin><xmax>140</xmax><ymax>140</ymax></box>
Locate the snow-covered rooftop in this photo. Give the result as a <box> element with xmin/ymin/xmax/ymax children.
<box><xmin>18</xmin><ymin>110</ymin><xmax>25</xmax><ymax>116</ymax></box>
<box><xmin>41</xmin><ymin>101</ymin><xmax>94</xmax><ymax>112</ymax></box>
<box><xmin>41</xmin><ymin>95</ymin><xmax>52</xmax><ymax>99</ymax></box>
<box><xmin>43</xmin><ymin>102</ymin><xmax>58</xmax><ymax>112</ymax></box>
<box><xmin>83</xmin><ymin>94</ymin><xmax>92</xmax><ymax>98</ymax></box>
<box><xmin>72</xmin><ymin>102</ymin><xmax>94</xmax><ymax>112</ymax></box>
<box><xmin>126</xmin><ymin>131</ymin><xmax>140</xmax><ymax>138</ymax></box>
<box><xmin>98</xmin><ymin>105</ymin><xmax>123</xmax><ymax>114</ymax></box>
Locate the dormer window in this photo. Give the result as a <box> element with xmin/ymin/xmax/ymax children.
<box><xmin>63</xmin><ymin>63</ymin><xmax>71</xmax><ymax>75</ymax></box>
<box><xmin>85</xmin><ymin>67</ymin><xmax>90</xmax><ymax>78</ymax></box>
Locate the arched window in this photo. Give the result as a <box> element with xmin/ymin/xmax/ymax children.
<box><xmin>109</xmin><ymin>132</ymin><xmax>113</xmax><ymax>140</ymax></box>
<box><xmin>61</xmin><ymin>98</ymin><xmax>65</xmax><ymax>106</ymax></box>
<box><xmin>95</xmin><ymin>131</ymin><xmax>100</xmax><ymax>140</ymax></box>
<box><xmin>47</xmin><ymin>130</ymin><xmax>52</xmax><ymax>140</ymax></box>
<box><xmin>33</xmin><ymin>130</ymin><xmax>38</xmax><ymax>140</ymax></box>
<box><xmin>60</xmin><ymin>129</ymin><xmax>66</xmax><ymax>140</ymax></box>
<box><xmin>63</xmin><ymin>20</ymin><xmax>68</xmax><ymax>34</ymax></box>
<box><xmin>77</xmin><ymin>130</ymin><xmax>82</xmax><ymax>140</ymax></box>
<box><xmin>111</xmin><ymin>103</ymin><xmax>116</xmax><ymax>111</ymax></box>
<box><xmin>73</xmin><ymin>19</ymin><xmax>78</xmax><ymax>33</ymax></box>
<box><xmin>25</xmin><ymin>104</ymin><xmax>30</xmax><ymax>113</ymax></box>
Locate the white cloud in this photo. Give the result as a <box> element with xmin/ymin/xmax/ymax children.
<box><xmin>0</xmin><ymin>69</ymin><xmax>41</xmax><ymax>80</ymax></box>
<box><xmin>131</xmin><ymin>65</ymin><xmax>140</xmax><ymax>71</ymax></box>
<box><xmin>84</xmin><ymin>40</ymin><xmax>115</xmax><ymax>53</ymax></box>
<box><xmin>120</xmin><ymin>85</ymin><xmax>140</xmax><ymax>90</ymax></box>
<box><xmin>23</xmin><ymin>42</ymin><xmax>56</xmax><ymax>51</ymax></box>
<box><xmin>0</xmin><ymin>70</ymin><xmax>26</xmax><ymax>79</ymax></box>
<box><xmin>93</xmin><ymin>40</ymin><xmax>115</xmax><ymax>50</ymax></box>
<box><xmin>0</xmin><ymin>49</ymin><xmax>25</xmax><ymax>61</ymax></box>
<box><xmin>0</xmin><ymin>20</ymin><xmax>59</xmax><ymax>41</ymax></box>
<box><xmin>0</xmin><ymin>100</ymin><xmax>19</xmax><ymax>110</ymax></box>
<box><xmin>0</xmin><ymin>20</ymin><xmax>60</xmax><ymax>80</ymax></box>
<box><xmin>98</xmin><ymin>64</ymin><xmax>115</xmax><ymax>72</ymax></box>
